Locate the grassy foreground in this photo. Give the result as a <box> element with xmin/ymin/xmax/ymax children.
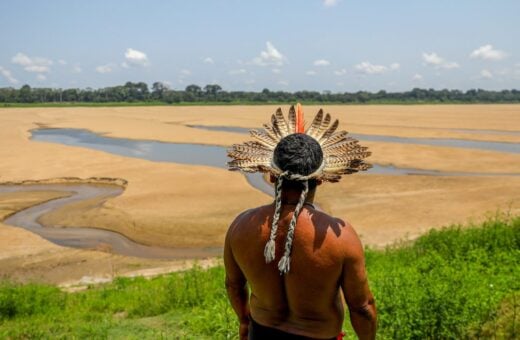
<box><xmin>1</xmin><ymin>215</ymin><xmax>518</xmax><ymax>339</ymax></box>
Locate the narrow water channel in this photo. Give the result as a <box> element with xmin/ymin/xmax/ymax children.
<box><xmin>31</xmin><ymin>128</ymin><xmax>519</xmax><ymax>178</ymax></box>
<box><xmin>1</xmin><ymin>126</ymin><xmax>517</xmax><ymax>259</ymax></box>
<box><xmin>187</xmin><ymin>125</ymin><xmax>520</xmax><ymax>154</ymax></box>
<box><xmin>0</xmin><ymin>184</ymin><xmax>221</xmax><ymax>259</ymax></box>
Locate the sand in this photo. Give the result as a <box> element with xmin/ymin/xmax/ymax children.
<box><xmin>0</xmin><ymin>104</ymin><xmax>519</xmax><ymax>283</ymax></box>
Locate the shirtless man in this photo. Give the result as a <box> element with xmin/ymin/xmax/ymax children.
<box><xmin>225</xmin><ymin>108</ymin><xmax>376</xmax><ymax>340</ymax></box>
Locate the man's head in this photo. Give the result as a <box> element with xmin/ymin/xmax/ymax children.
<box><xmin>227</xmin><ymin>105</ymin><xmax>372</xmax><ymax>274</ymax></box>
<box><xmin>272</xmin><ymin>133</ymin><xmax>323</xmax><ymax>191</ymax></box>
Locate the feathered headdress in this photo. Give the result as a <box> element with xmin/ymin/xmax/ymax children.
<box><xmin>228</xmin><ymin>104</ymin><xmax>371</xmax><ymax>274</ymax></box>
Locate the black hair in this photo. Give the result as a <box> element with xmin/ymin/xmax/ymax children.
<box><xmin>273</xmin><ymin>133</ymin><xmax>323</xmax><ymax>190</ymax></box>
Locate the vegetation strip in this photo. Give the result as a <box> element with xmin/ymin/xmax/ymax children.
<box><xmin>1</xmin><ymin>215</ymin><xmax>518</xmax><ymax>339</ymax></box>
<box><xmin>2</xmin><ymin>83</ymin><xmax>520</xmax><ymax>105</ymax></box>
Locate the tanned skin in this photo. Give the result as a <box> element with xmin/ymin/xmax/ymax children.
<box><xmin>224</xmin><ymin>179</ymin><xmax>377</xmax><ymax>340</ymax></box>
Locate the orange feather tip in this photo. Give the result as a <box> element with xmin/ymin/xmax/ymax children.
<box><xmin>296</xmin><ymin>103</ymin><xmax>305</xmax><ymax>133</ymax></box>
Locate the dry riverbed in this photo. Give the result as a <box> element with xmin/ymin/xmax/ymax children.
<box><xmin>0</xmin><ymin>105</ymin><xmax>519</xmax><ymax>284</ymax></box>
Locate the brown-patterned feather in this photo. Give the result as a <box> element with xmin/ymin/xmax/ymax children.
<box><xmin>274</xmin><ymin>108</ymin><xmax>290</xmax><ymax>136</ymax></box>
<box><xmin>228</xmin><ymin>146</ymin><xmax>271</xmax><ymax>157</ymax></box>
<box><xmin>322</xmin><ymin>139</ymin><xmax>360</xmax><ymax>154</ymax></box>
<box><xmin>250</xmin><ymin>130</ymin><xmax>277</xmax><ymax>149</ymax></box>
<box><xmin>228</xmin><ymin>158</ymin><xmax>271</xmax><ymax>169</ymax></box>
<box><xmin>229</xmin><ymin>144</ymin><xmax>272</xmax><ymax>155</ymax></box>
<box><xmin>243</xmin><ymin>141</ymin><xmax>272</xmax><ymax>151</ymax></box>
<box><xmin>321</xmin><ymin>131</ymin><xmax>349</xmax><ymax>148</ymax></box>
<box><xmin>288</xmin><ymin>105</ymin><xmax>296</xmax><ymax>133</ymax></box>
<box><xmin>305</xmin><ymin>109</ymin><xmax>323</xmax><ymax>138</ymax></box>
<box><xmin>313</xmin><ymin>113</ymin><xmax>331</xmax><ymax>139</ymax></box>
<box><xmin>320</xmin><ymin>172</ymin><xmax>342</xmax><ymax>182</ymax></box>
<box><xmin>318</xmin><ymin>119</ymin><xmax>339</xmax><ymax>143</ymax></box>
<box><xmin>262</xmin><ymin>124</ymin><xmax>280</xmax><ymax>141</ymax></box>
<box><xmin>227</xmin><ymin>149</ymin><xmax>272</xmax><ymax>161</ymax></box>
<box><xmin>270</xmin><ymin>114</ymin><xmax>285</xmax><ymax>138</ymax></box>
<box><xmin>326</xmin><ymin>151</ymin><xmax>372</xmax><ymax>164</ymax></box>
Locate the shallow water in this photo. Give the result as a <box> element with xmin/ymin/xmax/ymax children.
<box><xmin>1</xmin><ymin>127</ymin><xmax>516</xmax><ymax>259</ymax></box>
<box><xmin>0</xmin><ymin>184</ymin><xmax>222</xmax><ymax>259</ymax></box>
<box><xmin>187</xmin><ymin>125</ymin><xmax>520</xmax><ymax>154</ymax></box>
<box><xmin>33</xmin><ymin>128</ymin><xmax>520</xmax><ymax>178</ymax></box>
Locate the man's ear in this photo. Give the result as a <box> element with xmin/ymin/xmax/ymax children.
<box><xmin>269</xmin><ymin>174</ymin><xmax>276</xmax><ymax>183</ymax></box>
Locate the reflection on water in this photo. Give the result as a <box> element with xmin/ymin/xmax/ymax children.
<box><xmin>35</xmin><ymin>128</ymin><xmax>228</xmax><ymax>168</ymax></box>
<box><xmin>187</xmin><ymin>125</ymin><xmax>519</xmax><ymax>154</ymax></box>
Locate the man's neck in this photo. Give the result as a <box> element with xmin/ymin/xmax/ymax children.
<box><xmin>280</xmin><ymin>188</ymin><xmax>316</xmax><ymax>205</ymax></box>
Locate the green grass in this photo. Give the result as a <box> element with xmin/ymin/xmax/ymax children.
<box><xmin>1</xmin><ymin>214</ymin><xmax>518</xmax><ymax>339</ymax></box>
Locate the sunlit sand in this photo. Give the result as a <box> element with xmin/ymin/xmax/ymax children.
<box><xmin>0</xmin><ymin>105</ymin><xmax>519</xmax><ymax>283</ymax></box>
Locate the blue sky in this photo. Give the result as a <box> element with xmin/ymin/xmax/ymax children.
<box><xmin>0</xmin><ymin>0</ymin><xmax>518</xmax><ymax>91</ymax></box>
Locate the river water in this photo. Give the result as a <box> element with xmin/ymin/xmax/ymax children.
<box><xmin>1</xmin><ymin>126</ymin><xmax>518</xmax><ymax>259</ymax></box>
<box><xmin>187</xmin><ymin>125</ymin><xmax>520</xmax><ymax>154</ymax></box>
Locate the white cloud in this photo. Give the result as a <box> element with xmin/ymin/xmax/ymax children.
<box><xmin>277</xmin><ymin>80</ymin><xmax>289</xmax><ymax>86</ymax></box>
<box><xmin>323</xmin><ymin>0</ymin><xmax>339</xmax><ymax>7</ymax></box>
<box><xmin>390</xmin><ymin>63</ymin><xmax>400</xmax><ymax>70</ymax></box>
<box><xmin>314</xmin><ymin>59</ymin><xmax>330</xmax><ymax>66</ymax></box>
<box><xmin>58</xmin><ymin>59</ymin><xmax>67</xmax><ymax>65</ymax></box>
<box><xmin>11</xmin><ymin>52</ymin><xmax>52</xmax><ymax>73</ymax></box>
<box><xmin>96</xmin><ymin>64</ymin><xmax>113</xmax><ymax>74</ymax></box>
<box><xmin>36</xmin><ymin>74</ymin><xmax>46</xmax><ymax>81</ymax></box>
<box><xmin>306</xmin><ymin>70</ymin><xmax>317</xmax><ymax>76</ymax></box>
<box><xmin>355</xmin><ymin>61</ymin><xmax>388</xmax><ymax>75</ymax></box>
<box><xmin>244</xmin><ymin>79</ymin><xmax>256</xmax><ymax>85</ymax></box>
<box><xmin>180</xmin><ymin>69</ymin><xmax>191</xmax><ymax>76</ymax></box>
<box><xmin>422</xmin><ymin>52</ymin><xmax>443</xmax><ymax>65</ymax></box>
<box><xmin>229</xmin><ymin>68</ymin><xmax>247</xmax><ymax>75</ymax></box>
<box><xmin>0</xmin><ymin>66</ymin><xmax>18</xmax><ymax>84</ymax></box>
<box><xmin>422</xmin><ymin>52</ymin><xmax>459</xmax><ymax>69</ymax></box>
<box><xmin>334</xmin><ymin>68</ymin><xmax>347</xmax><ymax>76</ymax></box>
<box><xmin>251</xmin><ymin>41</ymin><xmax>286</xmax><ymax>66</ymax></box>
<box><xmin>124</xmin><ymin>48</ymin><xmax>149</xmax><ymax>67</ymax></box>
<box><xmin>203</xmin><ymin>57</ymin><xmax>214</xmax><ymax>64</ymax></box>
<box><xmin>480</xmin><ymin>69</ymin><xmax>493</xmax><ymax>79</ymax></box>
<box><xmin>412</xmin><ymin>73</ymin><xmax>423</xmax><ymax>81</ymax></box>
<box><xmin>271</xmin><ymin>68</ymin><xmax>281</xmax><ymax>74</ymax></box>
<box><xmin>470</xmin><ymin>45</ymin><xmax>507</xmax><ymax>61</ymax></box>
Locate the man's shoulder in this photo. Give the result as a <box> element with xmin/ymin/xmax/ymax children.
<box><xmin>228</xmin><ymin>204</ymin><xmax>272</xmax><ymax>231</ymax></box>
<box><xmin>225</xmin><ymin>205</ymin><xmax>272</xmax><ymax>246</ymax></box>
<box><xmin>307</xmin><ymin>209</ymin><xmax>360</xmax><ymax>252</ymax></box>
<box><xmin>233</xmin><ymin>204</ymin><xmax>271</xmax><ymax>221</ymax></box>
<box><xmin>311</xmin><ymin>208</ymin><xmax>352</xmax><ymax>230</ymax></box>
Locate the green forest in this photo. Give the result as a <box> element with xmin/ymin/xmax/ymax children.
<box><xmin>2</xmin><ymin>82</ymin><xmax>520</xmax><ymax>105</ymax></box>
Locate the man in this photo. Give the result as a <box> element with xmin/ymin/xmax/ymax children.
<box><xmin>225</xmin><ymin>105</ymin><xmax>376</xmax><ymax>339</ymax></box>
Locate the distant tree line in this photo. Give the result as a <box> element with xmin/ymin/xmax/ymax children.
<box><xmin>1</xmin><ymin>82</ymin><xmax>520</xmax><ymax>104</ymax></box>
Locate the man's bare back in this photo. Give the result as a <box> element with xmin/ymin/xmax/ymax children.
<box><xmin>224</xmin><ymin>201</ymin><xmax>377</xmax><ymax>339</ymax></box>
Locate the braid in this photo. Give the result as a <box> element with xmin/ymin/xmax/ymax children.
<box><xmin>278</xmin><ymin>180</ymin><xmax>309</xmax><ymax>274</ymax></box>
<box><xmin>264</xmin><ymin>176</ymin><xmax>284</xmax><ymax>263</ymax></box>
